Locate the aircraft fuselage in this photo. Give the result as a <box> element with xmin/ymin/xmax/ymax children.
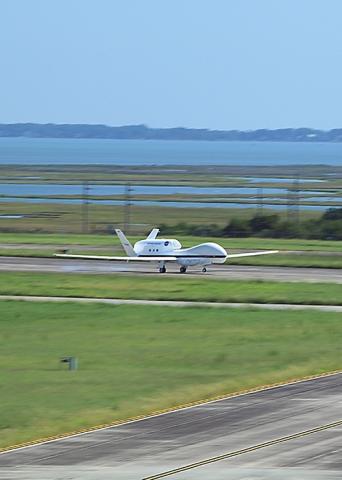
<box><xmin>134</xmin><ymin>239</ymin><xmax>228</xmax><ymax>266</ymax></box>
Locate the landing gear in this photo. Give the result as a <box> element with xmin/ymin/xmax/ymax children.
<box><xmin>158</xmin><ymin>261</ymin><xmax>166</xmax><ymax>273</ymax></box>
<box><xmin>202</xmin><ymin>267</ymin><xmax>207</xmax><ymax>273</ymax></box>
<box><xmin>180</xmin><ymin>266</ymin><xmax>187</xmax><ymax>273</ymax></box>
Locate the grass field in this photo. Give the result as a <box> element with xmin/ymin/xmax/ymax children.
<box><xmin>0</xmin><ymin>200</ymin><xmax>323</xmax><ymax>234</ymax></box>
<box><xmin>1</xmin><ymin>232</ymin><xmax>341</xmax><ymax>250</ymax></box>
<box><xmin>1</xmin><ymin>232</ymin><xmax>341</xmax><ymax>267</ymax></box>
<box><xmin>2</xmin><ymin>163</ymin><xmax>341</xmax><ymax>186</ymax></box>
<box><xmin>228</xmin><ymin>253</ymin><xmax>342</xmax><ymax>268</ymax></box>
<box><xmin>0</xmin><ymin>272</ymin><xmax>341</xmax><ymax>305</ymax></box>
<box><xmin>1</xmin><ymin>300</ymin><xmax>341</xmax><ymax>448</ymax></box>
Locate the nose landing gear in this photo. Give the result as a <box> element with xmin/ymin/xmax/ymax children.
<box><xmin>202</xmin><ymin>267</ymin><xmax>207</xmax><ymax>273</ymax></box>
<box><xmin>180</xmin><ymin>266</ymin><xmax>187</xmax><ymax>273</ymax></box>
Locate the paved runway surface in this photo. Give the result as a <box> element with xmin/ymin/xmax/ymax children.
<box><xmin>1</xmin><ymin>256</ymin><xmax>341</xmax><ymax>282</ymax></box>
<box><xmin>1</xmin><ymin>374</ymin><xmax>341</xmax><ymax>479</ymax></box>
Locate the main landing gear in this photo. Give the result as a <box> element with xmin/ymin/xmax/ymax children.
<box><xmin>158</xmin><ymin>260</ymin><xmax>166</xmax><ymax>273</ymax></box>
<box><xmin>202</xmin><ymin>267</ymin><xmax>207</xmax><ymax>273</ymax></box>
<box><xmin>180</xmin><ymin>266</ymin><xmax>187</xmax><ymax>273</ymax></box>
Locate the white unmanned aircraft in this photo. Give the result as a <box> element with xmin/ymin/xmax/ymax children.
<box><xmin>54</xmin><ymin>228</ymin><xmax>278</xmax><ymax>273</ymax></box>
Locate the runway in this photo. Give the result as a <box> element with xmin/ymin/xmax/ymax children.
<box><xmin>1</xmin><ymin>373</ymin><xmax>341</xmax><ymax>479</ymax></box>
<box><xmin>1</xmin><ymin>256</ymin><xmax>341</xmax><ymax>282</ymax></box>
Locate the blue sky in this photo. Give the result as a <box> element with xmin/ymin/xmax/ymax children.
<box><xmin>1</xmin><ymin>0</ymin><xmax>342</xmax><ymax>129</ymax></box>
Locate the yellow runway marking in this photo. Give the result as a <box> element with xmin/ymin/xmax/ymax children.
<box><xmin>143</xmin><ymin>419</ymin><xmax>342</xmax><ymax>479</ymax></box>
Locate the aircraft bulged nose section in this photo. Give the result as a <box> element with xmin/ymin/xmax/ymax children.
<box><xmin>197</xmin><ymin>242</ymin><xmax>227</xmax><ymax>256</ymax></box>
<box><xmin>182</xmin><ymin>242</ymin><xmax>227</xmax><ymax>259</ymax></box>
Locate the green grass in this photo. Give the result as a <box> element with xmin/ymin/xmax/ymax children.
<box><xmin>0</xmin><ymin>232</ymin><xmax>341</xmax><ymax>267</ymax></box>
<box><xmin>2</xmin><ymin>163</ymin><xmax>341</xmax><ymax>187</ymax></box>
<box><xmin>0</xmin><ymin>300</ymin><xmax>341</xmax><ymax>448</ymax></box>
<box><xmin>0</xmin><ymin>200</ymin><xmax>322</xmax><ymax>234</ymax></box>
<box><xmin>0</xmin><ymin>232</ymin><xmax>340</xmax><ymax>250</ymax></box>
<box><xmin>0</xmin><ymin>272</ymin><xmax>342</xmax><ymax>305</ymax></box>
<box><xmin>228</xmin><ymin>253</ymin><xmax>342</xmax><ymax>268</ymax></box>
<box><xmin>0</xmin><ymin>232</ymin><xmax>117</xmax><ymax>246</ymax></box>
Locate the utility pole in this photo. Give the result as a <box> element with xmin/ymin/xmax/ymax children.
<box><xmin>124</xmin><ymin>183</ymin><xmax>132</xmax><ymax>233</ymax></box>
<box><xmin>82</xmin><ymin>181</ymin><xmax>89</xmax><ymax>234</ymax></box>
<box><xmin>287</xmin><ymin>176</ymin><xmax>300</xmax><ymax>224</ymax></box>
<box><xmin>257</xmin><ymin>187</ymin><xmax>264</xmax><ymax>214</ymax></box>
<box><xmin>286</xmin><ymin>188</ymin><xmax>291</xmax><ymax>221</ymax></box>
<box><xmin>293</xmin><ymin>175</ymin><xmax>300</xmax><ymax>225</ymax></box>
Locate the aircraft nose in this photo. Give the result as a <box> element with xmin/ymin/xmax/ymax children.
<box><xmin>217</xmin><ymin>244</ymin><xmax>228</xmax><ymax>257</ymax></box>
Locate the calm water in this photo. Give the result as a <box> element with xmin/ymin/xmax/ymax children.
<box><xmin>0</xmin><ymin>183</ymin><xmax>288</xmax><ymax>196</ymax></box>
<box><xmin>1</xmin><ymin>138</ymin><xmax>341</xmax><ymax>212</ymax></box>
<box><xmin>0</xmin><ymin>183</ymin><xmax>340</xmax><ymax>212</ymax></box>
<box><xmin>1</xmin><ymin>138</ymin><xmax>342</xmax><ymax>165</ymax></box>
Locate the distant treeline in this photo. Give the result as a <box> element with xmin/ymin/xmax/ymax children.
<box><xmin>160</xmin><ymin>208</ymin><xmax>342</xmax><ymax>240</ymax></box>
<box><xmin>2</xmin><ymin>123</ymin><xmax>342</xmax><ymax>142</ymax></box>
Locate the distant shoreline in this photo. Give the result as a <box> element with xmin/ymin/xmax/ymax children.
<box><xmin>1</xmin><ymin>123</ymin><xmax>342</xmax><ymax>142</ymax></box>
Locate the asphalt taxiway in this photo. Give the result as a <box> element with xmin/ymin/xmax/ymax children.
<box><xmin>0</xmin><ymin>373</ymin><xmax>341</xmax><ymax>479</ymax></box>
<box><xmin>0</xmin><ymin>256</ymin><xmax>341</xmax><ymax>282</ymax></box>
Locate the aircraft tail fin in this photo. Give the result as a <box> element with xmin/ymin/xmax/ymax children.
<box><xmin>146</xmin><ymin>228</ymin><xmax>160</xmax><ymax>240</ymax></box>
<box><xmin>115</xmin><ymin>229</ymin><xmax>136</xmax><ymax>256</ymax></box>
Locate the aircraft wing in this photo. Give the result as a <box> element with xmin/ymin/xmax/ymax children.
<box><xmin>54</xmin><ymin>253</ymin><xmax>177</xmax><ymax>261</ymax></box>
<box><xmin>227</xmin><ymin>250</ymin><xmax>279</xmax><ymax>259</ymax></box>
